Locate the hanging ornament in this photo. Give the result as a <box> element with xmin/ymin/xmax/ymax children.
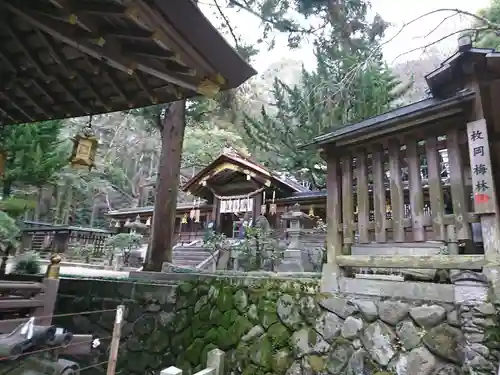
<box><xmin>261</xmin><ymin>204</ymin><xmax>267</xmax><ymax>215</ymax></box>
<box><xmin>181</xmin><ymin>213</ymin><xmax>188</xmax><ymax>224</ymax></box>
<box><xmin>194</xmin><ymin>209</ymin><xmax>200</xmax><ymax>223</ymax></box>
<box><xmin>269</xmin><ymin>189</ymin><xmax>277</xmax><ymax>215</ymax></box>
<box><xmin>308</xmin><ymin>206</ymin><xmax>315</xmax><ymax>217</ymax></box>
<box><xmin>114</xmin><ymin>220</ymin><xmax>121</xmax><ymax>228</ymax></box>
<box><xmin>124</xmin><ymin>218</ymin><xmax>131</xmax><ymax>227</ymax></box>
<box><xmin>146</xmin><ymin>217</ymin><xmax>151</xmax><ymax>226</ymax></box>
<box><xmin>269</xmin><ymin>203</ymin><xmax>277</xmax><ymax>215</ymax></box>
<box><xmin>189</xmin><ymin>208</ymin><xmax>195</xmax><ymax>219</ymax></box>
<box><xmin>69</xmin><ymin>115</ymin><xmax>99</xmax><ymax>170</ymax></box>
<box><xmin>246</xmin><ymin>174</ymin><xmax>251</xmax><ymax>181</ymax></box>
<box><xmin>260</xmin><ymin>189</ymin><xmax>267</xmax><ymax>215</ymax></box>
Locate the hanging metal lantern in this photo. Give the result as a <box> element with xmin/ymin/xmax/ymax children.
<box><xmin>146</xmin><ymin>217</ymin><xmax>152</xmax><ymax>227</ymax></box>
<box><xmin>194</xmin><ymin>209</ymin><xmax>200</xmax><ymax>223</ymax></box>
<box><xmin>261</xmin><ymin>204</ymin><xmax>267</xmax><ymax>215</ymax></box>
<box><xmin>0</xmin><ymin>151</ymin><xmax>5</xmax><ymax>178</ymax></box>
<box><xmin>70</xmin><ymin>116</ymin><xmax>99</xmax><ymax>170</ymax></box>
<box><xmin>114</xmin><ymin>220</ymin><xmax>121</xmax><ymax>228</ymax></box>
<box><xmin>189</xmin><ymin>208</ymin><xmax>196</xmax><ymax>219</ymax></box>
<box><xmin>181</xmin><ymin>213</ymin><xmax>188</xmax><ymax>224</ymax></box>
<box><xmin>308</xmin><ymin>205</ymin><xmax>315</xmax><ymax>217</ymax></box>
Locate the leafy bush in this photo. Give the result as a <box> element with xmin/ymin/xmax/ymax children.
<box><xmin>0</xmin><ymin>211</ymin><xmax>20</xmax><ymax>253</ymax></box>
<box><xmin>0</xmin><ymin>198</ymin><xmax>36</xmax><ymax>217</ymax></box>
<box><xmin>105</xmin><ymin>232</ymin><xmax>143</xmax><ymax>266</ymax></box>
<box><xmin>13</xmin><ymin>251</ymin><xmax>41</xmax><ymax>275</ymax></box>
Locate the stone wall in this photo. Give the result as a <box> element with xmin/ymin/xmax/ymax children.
<box><xmin>54</xmin><ymin>275</ymin><xmax>499</xmax><ymax>375</ymax></box>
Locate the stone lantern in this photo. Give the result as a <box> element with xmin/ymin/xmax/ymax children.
<box><xmin>124</xmin><ymin>215</ymin><xmax>147</xmax><ymax>234</ymax></box>
<box><xmin>278</xmin><ymin>203</ymin><xmax>311</xmax><ymax>272</ymax></box>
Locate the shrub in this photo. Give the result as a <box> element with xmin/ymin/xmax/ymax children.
<box><xmin>13</xmin><ymin>251</ymin><xmax>41</xmax><ymax>275</ymax></box>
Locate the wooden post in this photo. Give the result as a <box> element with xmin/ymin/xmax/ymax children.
<box><xmin>106</xmin><ymin>305</ymin><xmax>125</xmax><ymax>375</ymax></box>
<box><xmin>146</xmin><ymin>101</ymin><xmax>186</xmax><ymax>271</ymax></box>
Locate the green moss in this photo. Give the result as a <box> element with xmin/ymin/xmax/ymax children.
<box><xmin>204</xmin><ymin>327</ymin><xmax>219</xmax><ymax>345</ymax></box>
<box><xmin>246</xmin><ymin>304</ymin><xmax>259</xmax><ymax>323</ymax></box>
<box><xmin>250</xmin><ymin>334</ymin><xmax>273</xmax><ymax>370</ymax></box>
<box><xmin>170</xmin><ymin>334</ymin><xmax>184</xmax><ymax>355</ymax></box>
<box><xmin>258</xmin><ymin>300</ymin><xmax>278</xmax><ymax>328</ymax></box>
<box><xmin>208</xmin><ymin>284</ymin><xmax>220</xmax><ymax>301</ymax></box>
<box><xmin>194</xmin><ymin>294</ymin><xmax>209</xmax><ymax>313</ymax></box>
<box><xmin>185</xmin><ymin>337</ymin><xmax>205</xmax><ymax>365</ymax></box>
<box><xmin>271</xmin><ymin>349</ymin><xmax>293</xmax><ymax>375</ymax></box>
<box><xmin>215</xmin><ymin>326</ymin><xmax>232</xmax><ymax>350</ymax></box>
<box><xmin>201</xmin><ymin>343</ymin><xmax>218</xmax><ymax>365</ymax></box>
<box><xmin>308</xmin><ymin>327</ymin><xmax>318</xmax><ymax>346</ymax></box>
<box><xmin>234</xmin><ymin>289</ymin><xmax>249</xmax><ymax>312</ymax></box>
<box><xmin>267</xmin><ymin>322</ymin><xmax>290</xmax><ymax>349</ymax></box>
<box><xmin>178</xmin><ymin>282</ymin><xmax>194</xmax><ymax>294</ymax></box>
<box><xmin>221</xmin><ymin>309</ymin><xmax>239</xmax><ymax>329</ymax></box>
<box><xmin>235</xmin><ymin>343</ymin><xmax>250</xmax><ymax>363</ymax></box>
<box><xmin>242</xmin><ymin>364</ymin><xmax>265</xmax><ymax>375</ymax></box>
<box><xmin>217</xmin><ymin>290</ymin><xmax>234</xmax><ymax>312</ymax></box>
<box><xmin>174</xmin><ymin>309</ymin><xmax>190</xmax><ymax>333</ymax></box>
<box><xmin>209</xmin><ymin>307</ymin><xmax>222</xmax><ymax>323</ymax></box>
<box><xmin>145</xmin><ymin>330</ymin><xmax>170</xmax><ymax>353</ymax></box>
<box><xmin>231</xmin><ymin>316</ymin><xmax>253</xmax><ymax>337</ymax></box>
<box><xmin>308</xmin><ymin>355</ymin><xmax>326</xmax><ymax>371</ymax></box>
<box><xmin>181</xmin><ymin>326</ymin><xmax>193</xmax><ymax>348</ymax></box>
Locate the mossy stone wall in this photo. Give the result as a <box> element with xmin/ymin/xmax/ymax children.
<box><xmin>54</xmin><ymin>276</ymin><xmax>498</xmax><ymax>375</ymax></box>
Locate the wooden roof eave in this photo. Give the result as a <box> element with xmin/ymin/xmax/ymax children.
<box><xmin>182</xmin><ymin>153</ymin><xmax>306</xmax><ymax>195</ymax></box>
<box><xmin>315</xmin><ymin>89</ymin><xmax>475</xmax><ymax>149</ymax></box>
<box><xmin>0</xmin><ymin>0</ymin><xmax>256</xmax><ymax>126</ymax></box>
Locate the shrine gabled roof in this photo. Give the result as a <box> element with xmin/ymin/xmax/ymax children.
<box><xmin>181</xmin><ymin>149</ymin><xmax>309</xmax><ymax>196</ymax></box>
<box><xmin>0</xmin><ymin>0</ymin><xmax>256</xmax><ymax>126</ymax></box>
<box><xmin>313</xmin><ymin>88</ymin><xmax>475</xmax><ymax>147</ymax></box>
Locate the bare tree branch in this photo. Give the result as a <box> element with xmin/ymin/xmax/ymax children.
<box><xmin>391</xmin><ymin>27</ymin><xmax>490</xmax><ymax>63</ymax></box>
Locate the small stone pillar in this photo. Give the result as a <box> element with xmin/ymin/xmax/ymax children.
<box><xmin>278</xmin><ymin>203</ymin><xmax>311</xmax><ymax>272</ymax></box>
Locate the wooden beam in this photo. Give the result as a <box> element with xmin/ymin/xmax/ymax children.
<box><xmin>2</xmin><ymin>5</ymin><xmax>205</xmax><ymax>93</ymax></box>
<box><xmin>47</xmin><ymin>0</ymin><xmax>100</xmax><ymax>33</ymax></box>
<box><xmin>0</xmin><ymin>91</ymin><xmax>34</xmax><ymax>122</ymax></box>
<box><xmin>134</xmin><ymin>72</ymin><xmax>156</xmax><ymax>104</ymax></box>
<box><xmin>2</xmin><ymin>22</ymin><xmax>48</xmax><ymax>78</ymax></box>
<box><xmin>127</xmin><ymin>0</ymin><xmax>216</xmax><ymax>77</ymax></box>
<box><xmin>15</xmin><ymin>84</ymin><xmax>52</xmax><ymax>118</ymax></box>
<box><xmin>336</xmin><ymin>254</ymin><xmax>487</xmax><ymax>269</ymax></box>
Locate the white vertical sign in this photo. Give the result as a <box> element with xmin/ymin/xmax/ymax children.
<box><xmin>467</xmin><ymin>119</ymin><xmax>496</xmax><ymax>214</ymax></box>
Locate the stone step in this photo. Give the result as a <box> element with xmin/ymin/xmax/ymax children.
<box><xmin>172</xmin><ymin>254</ymin><xmax>211</xmax><ymax>260</ymax></box>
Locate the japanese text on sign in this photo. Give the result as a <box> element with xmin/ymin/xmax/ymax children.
<box><xmin>466</xmin><ymin>119</ymin><xmax>496</xmax><ymax>214</ymax></box>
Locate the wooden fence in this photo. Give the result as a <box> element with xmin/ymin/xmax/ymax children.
<box><xmin>324</xmin><ymin>116</ymin><xmax>495</xmax><ymax>282</ymax></box>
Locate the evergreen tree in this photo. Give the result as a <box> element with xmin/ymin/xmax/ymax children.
<box><xmin>242</xmin><ymin>37</ymin><xmax>408</xmax><ymax>188</ymax></box>
<box><xmin>0</xmin><ymin>120</ymin><xmax>67</xmax><ymax>197</ymax></box>
<box><xmin>476</xmin><ymin>0</ymin><xmax>500</xmax><ymax>49</ymax></box>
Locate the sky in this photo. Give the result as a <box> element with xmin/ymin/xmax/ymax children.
<box><xmin>199</xmin><ymin>0</ymin><xmax>490</xmax><ymax>73</ymax></box>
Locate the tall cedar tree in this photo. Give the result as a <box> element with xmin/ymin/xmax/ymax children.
<box><xmin>242</xmin><ymin>52</ymin><xmax>407</xmax><ymax>189</ymax></box>
<box><xmin>0</xmin><ymin>120</ymin><xmax>67</xmax><ymax>197</ymax></box>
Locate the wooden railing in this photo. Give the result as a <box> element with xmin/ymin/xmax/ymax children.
<box><xmin>0</xmin><ymin>272</ymin><xmax>59</xmax><ymax>332</ymax></box>
<box><xmin>160</xmin><ymin>348</ymin><xmax>224</xmax><ymax>375</ymax></box>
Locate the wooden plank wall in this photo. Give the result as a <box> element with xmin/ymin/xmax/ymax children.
<box><xmin>326</xmin><ymin>127</ymin><xmax>477</xmax><ymax>248</ymax></box>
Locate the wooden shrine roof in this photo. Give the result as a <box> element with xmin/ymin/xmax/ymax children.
<box><xmin>0</xmin><ymin>0</ymin><xmax>256</xmax><ymax>126</ymax></box>
<box><xmin>181</xmin><ymin>148</ymin><xmax>309</xmax><ymax>199</ymax></box>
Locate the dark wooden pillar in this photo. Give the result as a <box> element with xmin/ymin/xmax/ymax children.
<box><xmin>145</xmin><ymin>100</ymin><xmax>186</xmax><ymax>271</ymax></box>
<box><xmin>253</xmin><ymin>193</ymin><xmax>262</xmax><ymax>224</ymax></box>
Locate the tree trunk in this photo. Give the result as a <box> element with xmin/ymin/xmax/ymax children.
<box><xmin>144</xmin><ymin>100</ymin><xmax>186</xmax><ymax>271</ymax></box>
<box><xmin>90</xmin><ymin>198</ymin><xmax>98</xmax><ymax>227</ymax></box>
<box><xmin>33</xmin><ymin>186</ymin><xmax>43</xmax><ymax>221</ymax></box>
<box><xmin>2</xmin><ymin>180</ymin><xmax>12</xmax><ymax>198</ymax></box>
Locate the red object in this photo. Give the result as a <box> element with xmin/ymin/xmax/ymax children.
<box><xmin>474</xmin><ymin>193</ymin><xmax>490</xmax><ymax>203</ymax></box>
